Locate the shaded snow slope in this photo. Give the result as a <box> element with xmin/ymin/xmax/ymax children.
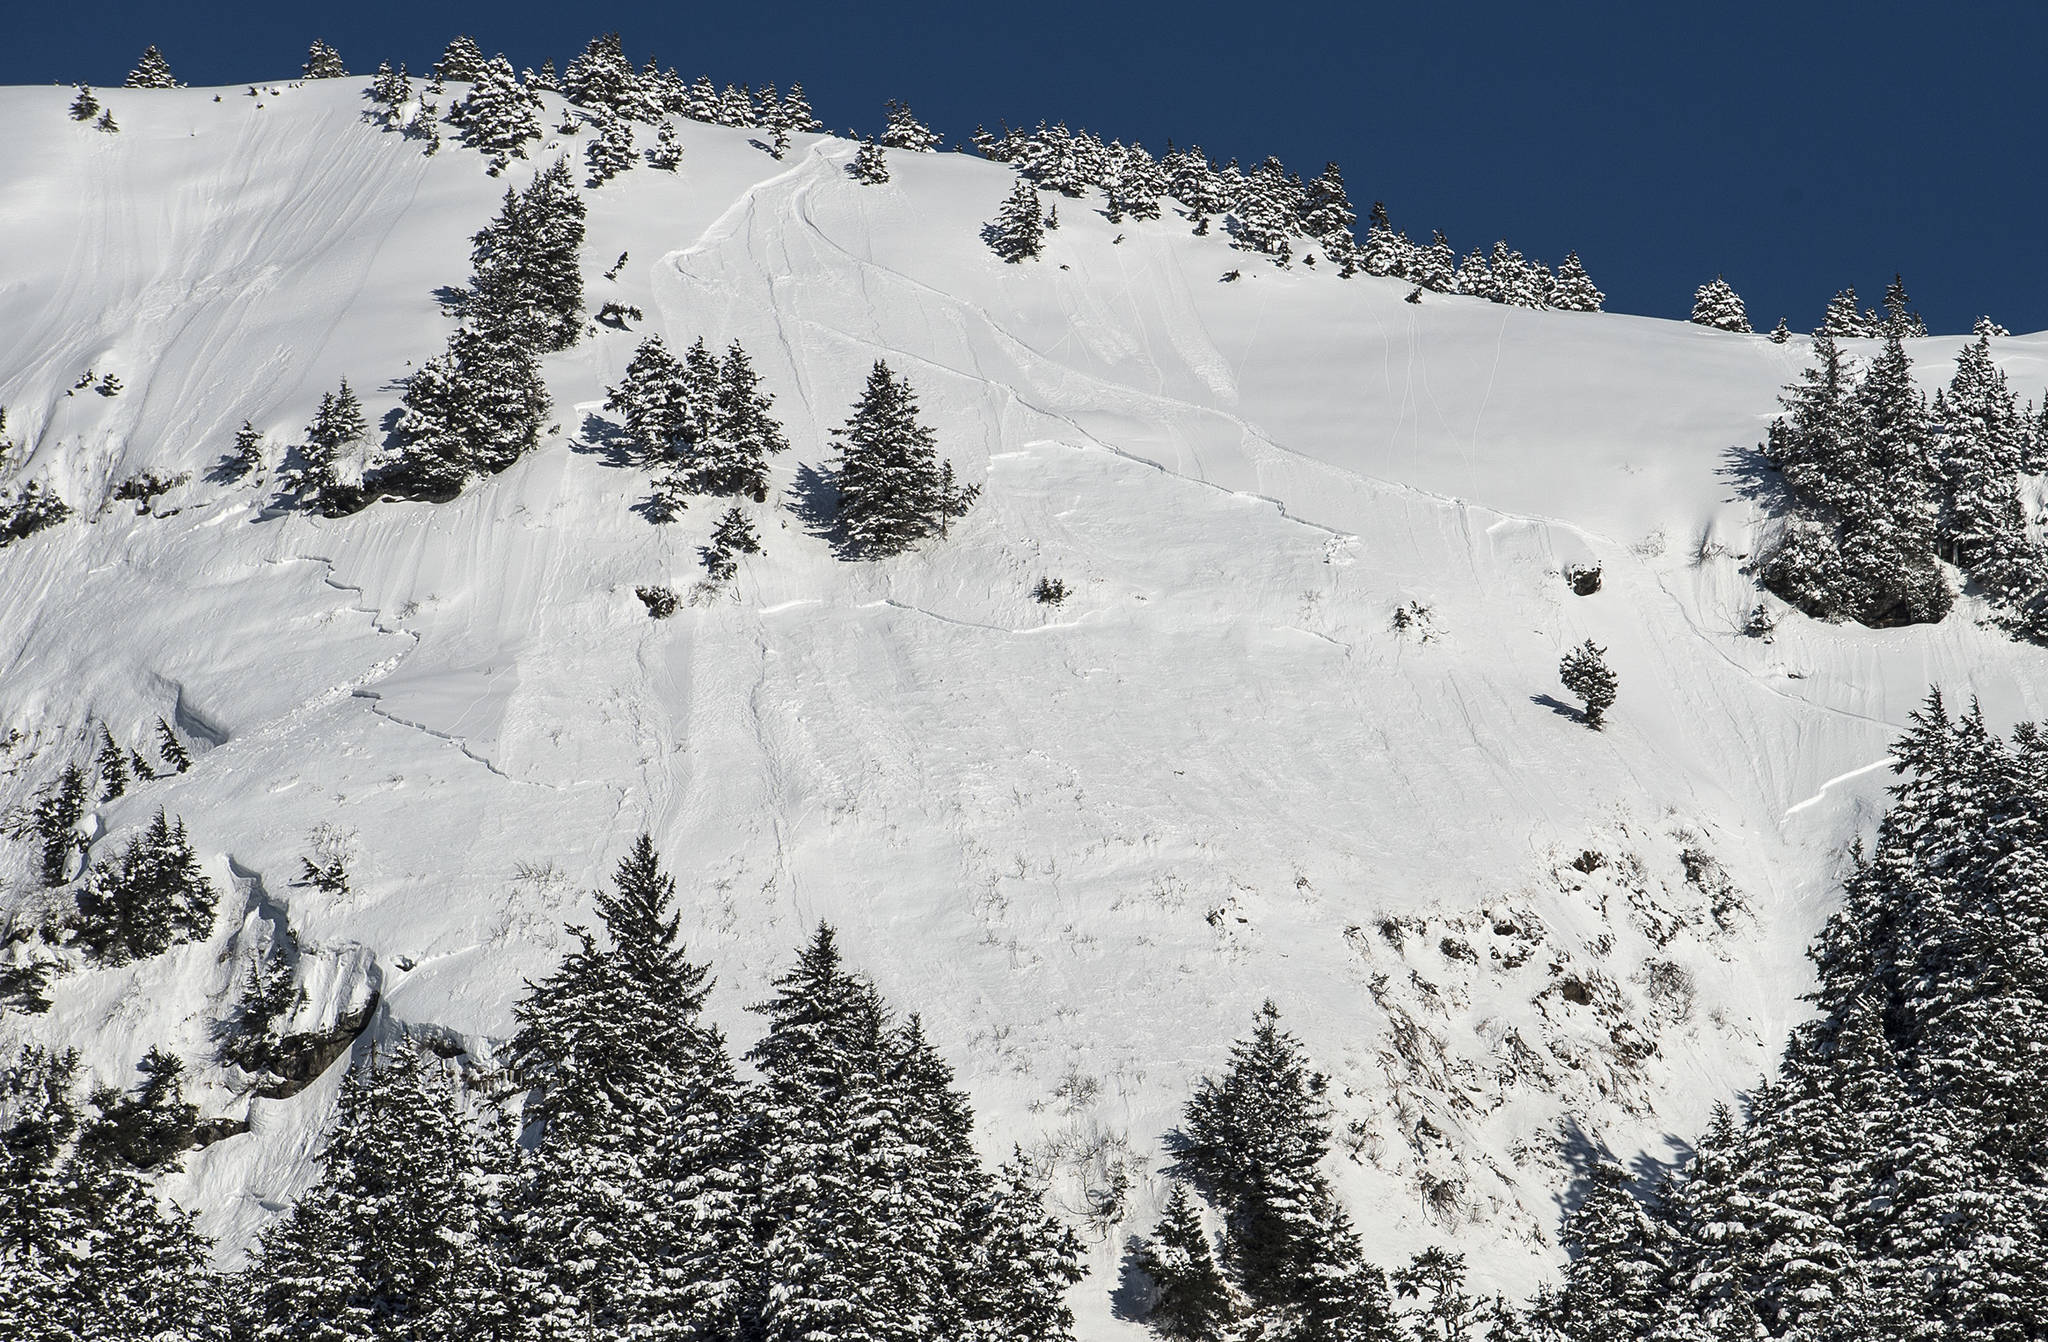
<box><xmin>3</xmin><ymin>79</ymin><xmax>2046</xmax><ymax>1317</ymax></box>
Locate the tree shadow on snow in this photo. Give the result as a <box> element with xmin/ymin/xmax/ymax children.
<box><xmin>786</xmin><ymin>462</ymin><xmax>845</xmax><ymax>551</ymax></box>
<box><xmin>1717</xmin><ymin>443</ymin><xmax>1790</xmax><ymax>512</ymax></box>
<box><xmin>1529</xmin><ymin>693</ymin><xmax>1583</xmax><ymax>724</ymax></box>
<box><xmin>1109</xmin><ymin>1236</ymin><xmax>1157</xmax><ymax>1323</ymax></box>
<box><xmin>570</xmin><ymin>411</ymin><xmax>639</xmax><ymax>469</ymax></box>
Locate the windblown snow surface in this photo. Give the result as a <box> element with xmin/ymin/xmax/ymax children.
<box><xmin>3</xmin><ymin>78</ymin><xmax>2046</xmax><ymax>1324</ymax></box>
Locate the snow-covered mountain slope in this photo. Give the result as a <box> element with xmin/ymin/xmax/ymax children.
<box><xmin>3</xmin><ymin>78</ymin><xmax>2045</xmax><ymax>1320</ymax></box>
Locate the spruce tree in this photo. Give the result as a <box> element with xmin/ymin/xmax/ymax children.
<box><xmin>455</xmin><ymin>56</ymin><xmax>541</xmax><ymax>172</ymax></box>
<box><xmin>1550</xmin><ymin>1162</ymin><xmax>1673</xmax><ymax>1342</ymax></box>
<box><xmin>13</xmin><ymin>763</ymin><xmax>89</xmax><ymax>887</ymax></box>
<box><xmin>830</xmin><ymin>361</ymin><xmax>978</xmax><ymax>557</ymax></box>
<box><xmin>1936</xmin><ymin>333</ymin><xmax>2045</xmax><ymax>621</ymax></box>
<box><xmin>510</xmin><ymin>835</ymin><xmax>756</xmax><ymax>1342</ymax></box>
<box><xmin>392</xmin><ymin>322</ymin><xmax>549</xmax><ymax>495</ymax></box>
<box><xmin>68</xmin><ymin>85</ymin><xmax>99</xmax><ymax>121</ymax></box>
<box><xmin>1559</xmin><ymin>640</ymin><xmax>1617</xmax><ymax>728</ymax></box>
<box><xmin>246</xmin><ymin>1037</ymin><xmax>511</xmax><ymax>1341</ymax></box>
<box><xmin>1690</xmin><ymin>276</ymin><xmax>1752</xmax><ymax>333</ymax></box>
<box><xmin>95</xmin><ymin>726</ymin><xmax>129</xmax><ymax>801</ymax></box>
<box><xmin>124</xmin><ymin>45</ymin><xmax>177</xmax><ymax>90</ymax></box>
<box><xmin>434</xmin><ymin>34</ymin><xmax>486</xmax><ymax>83</ymax></box>
<box><xmin>989</xmin><ymin>177</ymin><xmax>1046</xmax><ymax>262</ymax></box>
<box><xmin>1819</xmin><ymin>288</ymin><xmax>1871</xmax><ymax>339</ymax></box>
<box><xmin>302</xmin><ymin>40</ymin><xmax>348</xmax><ymax>80</ymax></box>
<box><xmin>560</xmin><ymin>35</ymin><xmax>647</xmax><ymax>114</ymax></box>
<box><xmin>1881</xmin><ymin>273</ymin><xmax>1928</xmax><ymax>338</ymax></box>
<box><xmin>72</xmin><ymin>810</ymin><xmax>217</xmax><ymax>963</ymax></box>
<box><xmin>605</xmin><ymin>334</ymin><xmax>695</xmax><ymax>463</ymax></box>
<box><xmin>78</xmin><ymin>1046</ymin><xmax>198</xmax><ymax>1172</ymax></box>
<box><xmin>155</xmin><ymin>715</ymin><xmax>191</xmax><ymax>772</ymax></box>
<box><xmin>286</xmin><ymin>380</ymin><xmax>367</xmax><ymax>516</ymax></box>
<box><xmin>0</xmin><ymin>1046</ymin><xmax>230</xmax><ymax>1341</ymax></box>
<box><xmin>971</xmin><ymin>1150</ymin><xmax>1087</xmax><ymax>1342</ymax></box>
<box><xmin>585</xmin><ymin>106</ymin><xmax>637</xmax><ymax>185</ymax></box>
<box><xmin>850</xmin><ymin>137</ymin><xmax>890</xmax><ymax>183</ymax></box>
<box><xmin>783</xmin><ymin>82</ymin><xmax>822</xmax><ymax>132</ymax></box>
<box><xmin>1139</xmin><ymin>1184</ymin><xmax>1234</xmax><ymax>1341</ymax></box>
<box><xmin>882</xmin><ymin>98</ymin><xmax>941</xmax><ymax>151</ymax></box>
<box><xmin>1550</xmin><ymin>252</ymin><xmax>1605</xmax><ymax>311</ymax></box>
<box><xmin>468</xmin><ymin>158</ymin><xmax>587</xmax><ymax>353</ymax></box>
<box><xmin>648</xmin><ymin>121</ymin><xmax>683</xmax><ymax>170</ymax></box>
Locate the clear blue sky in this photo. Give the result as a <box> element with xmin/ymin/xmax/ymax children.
<box><xmin>9</xmin><ymin>2</ymin><xmax>2045</xmax><ymax>335</ymax></box>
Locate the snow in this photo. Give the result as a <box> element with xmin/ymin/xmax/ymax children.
<box><xmin>3</xmin><ymin>77</ymin><xmax>2046</xmax><ymax>1323</ymax></box>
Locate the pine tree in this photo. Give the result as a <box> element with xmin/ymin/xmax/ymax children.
<box><xmin>246</xmin><ymin>1037</ymin><xmax>510</xmax><ymax>1341</ymax></box>
<box><xmin>703</xmin><ymin>506</ymin><xmax>760</xmax><ymax>582</ymax></box>
<box><xmin>1766</xmin><ymin>317</ymin><xmax>1791</xmax><ymax>343</ymax></box>
<box><xmin>1392</xmin><ymin>1248</ymin><xmax>1487</xmax><ymax>1342</ymax></box>
<box><xmin>455</xmin><ymin>56</ymin><xmax>541</xmax><ymax>172</ymax></box>
<box><xmin>434</xmin><ymin>34</ymin><xmax>486</xmax><ymax>83</ymax></box>
<box><xmin>783</xmin><ymin>82</ymin><xmax>822</xmax><ymax>132</ymax></box>
<box><xmin>1417</xmin><ymin>231</ymin><xmax>1458</xmax><ymax>292</ymax></box>
<box><xmin>368</xmin><ymin>62</ymin><xmax>414</xmax><ymax>131</ymax></box>
<box><xmin>72</xmin><ymin>810</ymin><xmax>217</xmax><ymax>963</ymax></box>
<box><xmin>605</xmin><ymin>334</ymin><xmax>696</xmax><ymax>463</ymax></box>
<box><xmin>1550</xmin><ymin>1162</ymin><xmax>1673</xmax><ymax>1342</ymax></box>
<box><xmin>648</xmin><ymin>121</ymin><xmax>683</xmax><ymax>170</ymax></box>
<box><xmin>882</xmin><ymin>98</ymin><xmax>941</xmax><ymax>151</ymax></box>
<box><xmin>95</xmin><ymin>726</ymin><xmax>129</xmax><ymax>801</ymax></box>
<box><xmin>9</xmin><ymin>763</ymin><xmax>89</xmax><ymax>887</ymax></box>
<box><xmin>511</xmin><ymin>835</ymin><xmax>756</xmax><ymax>1342</ymax></box>
<box><xmin>392</xmin><ymin>322</ymin><xmax>550</xmax><ymax>495</ymax></box>
<box><xmin>1139</xmin><ymin>1184</ymin><xmax>1234</xmax><ymax>1341</ymax></box>
<box><xmin>1559</xmin><ymin>640</ymin><xmax>1617</xmax><ymax>729</ymax></box>
<box><xmin>586</xmin><ymin>105</ymin><xmax>636</xmax><ymax>185</ymax></box>
<box><xmin>1232</xmin><ymin>158</ymin><xmax>1296</xmax><ymax>258</ymax></box>
<box><xmin>1936</xmin><ymin>333</ymin><xmax>2044</xmax><ymax>617</ymax></box>
<box><xmin>468</xmin><ymin>157</ymin><xmax>587</xmax><ymax>352</ymax></box>
<box><xmin>94</xmin><ymin>107</ymin><xmax>118</xmax><ymax>134</ymax></box>
<box><xmin>1882</xmin><ymin>273</ymin><xmax>1928</xmax><ymax>338</ymax></box>
<box><xmin>989</xmin><ymin>176</ymin><xmax>1046</xmax><ymax>262</ymax></box>
<box><xmin>563</xmin><ymin>32</ymin><xmax>653</xmax><ymax>119</ymax></box>
<box><xmin>286</xmin><ymin>379</ymin><xmax>367</xmax><ymax>516</ymax></box>
<box><xmin>689</xmin><ymin>343</ymin><xmax>789</xmax><ymax>498</ymax></box>
<box><xmin>1550</xmin><ymin>252</ymin><xmax>1605</xmax><ymax>311</ymax></box>
<box><xmin>971</xmin><ymin>1150</ymin><xmax>1087</xmax><ymax>1342</ymax></box>
<box><xmin>1690</xmin><ymin>277</ymin><xmax>1752</xmax><ymax>333</ymax></box>
<box><xmin>831</xmin><ymin>361</ymin><xmax>978</xmax><ymax>557</ymax></box>
<box><xmin>68</xmin><ymin>85</ymin><xmax>99</xmax><ymax>121</ymax></box>
<box><xmin>0</xmin><ymin>1046</ymin><xmax>230</xmax><ymax>1342</ymax></box>
<box><xmin>850</xmin><ymin>136</ymin><xmax>890</xmax><ymax>183</ymax></box>
<box><xmin>78</xmin><ymin>1046</ymin><xmax>198</xmax><ymax>1172</ymax></box>
<box><xmin>717</xmin><ymin>83</ymin><xmax>756</xmax><ymax>127</ymax></box>
<box><xmin>302</xmin><ymin>40</ymin><xmax>348</xmax><ymax>80</ymax></box>
<box><xmin>1819</xmin><ymin>288</ymin><xmax>1871</xmax><ymax>339</ymax></box>
<box><xmin>155</xmin><ymin>715</ymin><xmax>191</xmax><ymax>772</ymax></box>
<box><xmin>124</xmin><ymin>45</ymin><xmax>177</xmax><ymax>90</ymax></box>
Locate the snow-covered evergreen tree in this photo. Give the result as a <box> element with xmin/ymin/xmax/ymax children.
<box><xmin>1818</xmin><ymin>287</ymin><xmax>1872</xmax><ymax>338</ymax></box>
<box><xmin>124</xmin><ymin>46</ymin><xmax>177</xmax><ymax>90</ymax></box>
<box><xmin>302</xmin><ymin>40</ymin><xmax>348</xmax><ymax>80</ymax></box>
<box><xmin>1139</xmin><ymin>1183</ymin><xmax>1234</xmax><ymax>1341</ymax></box>
<box><xmin>988</xmin><ymin>177</ymin><xmax>1046</xmax><ymax>262</ymax></box>
<box><xmin>94</xmin><ymin>726</ymin><xmax>129</xmax><ymax>802</ymax></box>
<box><xmin>467</xmin><ymin>157</ymin><xmax>587</xmax><ymax>352</ymax></box>
<box><xmin>1559</xmin><ymin>640</ymin><xmax>1617</xmax><ymax>728</ymax></box>
<box><xmin>510</xmin><ymin>835</ymin><xmax>757</xmax><ymax>1342</ymax></box>
<box><xmin>154</xmin><ymin>715</ymin><xmax>191</xmax><ymax>772</ymax></box>
<box><xmin>285</xmin><ymin>379</ymin><xmax>367</xmax><ymax>516</ymax></box>
<box><xmin>72</xmin><ymin>810</ymin><xmax>216</xmax><ymax>963</ymax></box>
<box><xmin>648</xmin><ymin>121</ymin><xmax>683</xmax><ymax>171</ymax></box>
<box><xmin>246</xmin><ymin>1037</ymin><xmax>512</xmax><ymax>1340</ymax></box>
<box><xmin>434</xmin><ymin>35</ymin><xmax>486</xmax><ymax>83</ymax></box>
<box><xmin>391</xmin><ymin>322</ymin><xmax>550</xmax><ymax>496</ymax></box>
<box><xmin>1690</xmin><ymin>276</ymin><xmax>1752</xmax><ymax>332</ymax></box>
<box><xmin>455</xmin><ymin>56</ymin><xmax>540</xmax><ymax>172</ymax></box>
<box><xmin>585</xmin><ymin>105</ymin><xmax>636</xmax><ymax>185</ymax></box>
<box><xmin>562</xmin><ymin>31</ymin><xmax>653</xmax><ymax>120</ymax></box>
<box><xmin>850</xmin><ymin>136</ymin><xmax>890</xmax><ymax>184</ymax></box>
<box><xmin>68</xmin><ymin>85</ymin><xmax>99</xmax><ymax>121</ymax></box>
<box><xmin>831</xmin><ymin>361</ymin><xmax>978</xmax><ymax>557</ymax></box>
<box><xmin>1881</xmin><ymin>273</ymin><xmax>1928</xmax><ymax>337</ymax></box>
<box><xmin>882</xmin><ymin>98</ymin><xmax>941</xmax><ymax>151</ymax></box>
<box><xmin>783</xmin><ymin>82</ymin><xmax>822</xmax><ymax>132</ymax></box>
<box><xmin>1550</xmin><ymin>252</ymin><xmax>1605</xmax><ymax>311</ymax></box>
